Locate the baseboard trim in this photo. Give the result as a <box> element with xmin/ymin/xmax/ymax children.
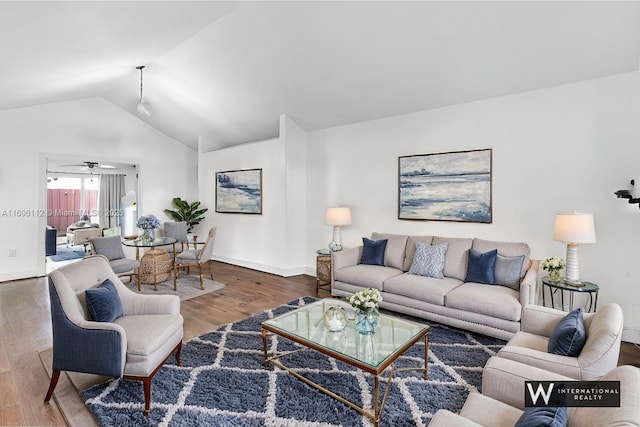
<box><xmin>622</xmin><ymin>328</ymin><xmax>640</xmax><ymax>345</ymax></box>
<box><xmin>212</xmin><ymin>256</ymin><xmax>311</xmax><ymax>277</ymax></box>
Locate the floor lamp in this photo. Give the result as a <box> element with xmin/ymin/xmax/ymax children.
<box><xmin>325</xmin><ymin>207</ymin><xmax>351</xmax><ymax>251</ymax></box>
<box><xmin>553</xmin><ymin>212</ymin><xmax>596</xmax><ymax>286</ymax></box>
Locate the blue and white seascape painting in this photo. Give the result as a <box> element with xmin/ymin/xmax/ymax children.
<box><xmin>399</xmin><ymin>149</ymin><xmax>492</xmax><ymax>222</ymax></box>
<box><xmin>216</xmin><ymin>169</ymin><xmax>262</xmax><ymax>214</ymax></box>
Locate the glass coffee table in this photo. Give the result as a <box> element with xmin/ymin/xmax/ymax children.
<box><xmin>261</xmin><ymin>300</ymin><xmax>430</xmax><ymax>426</ymax></box>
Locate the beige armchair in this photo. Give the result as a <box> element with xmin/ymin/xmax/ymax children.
<box><xmin>496</xmin><ymin>303</ymin><xmax>623</xmax><ymax>380</ymax></box>
<box><xmin>45</xmin><ymin>255</ymin><xmax>183</xmax><ymax>416</ymax></box>
<box><xmin>431</xmin><ymin>358</ymin><xmax>640</xmax><ymax>427</ymax></box>
<box><xmin>67</xmin><ymin>226</ymin><xmax>102</xmax><ymax>249</ymax></box>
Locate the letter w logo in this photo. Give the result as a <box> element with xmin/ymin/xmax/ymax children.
<box><xmin>527</xmin><ymin>382</ymin><xmax>555</xmax><ymax>405</ymax></box>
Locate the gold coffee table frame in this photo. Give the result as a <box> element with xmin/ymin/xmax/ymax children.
<box><xmin>261</xmin><ymin>300</ymin><xmax>429</xmax><ymax>426</ymax></box>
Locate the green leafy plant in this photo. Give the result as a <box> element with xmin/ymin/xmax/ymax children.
<box><xmin>163</xmin><ymin>197</ymin><xmax>208</xmax><ymax>233</ymax></box>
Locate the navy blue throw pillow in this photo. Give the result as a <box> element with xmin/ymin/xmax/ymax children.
<box><xmin>548</xmin><ymin>307</ymin><xmax>586</xmax><ymax>356</ymax></box>
<box><xmin>465</xmin><ymin>249</ymin><xmax>497</xmax><ymax>284</ymax></box>
<box><xmin>360</xmin><ymin>238</ymin><xmax>388</xmax><ymax>266</ymax></box>
<box><xmin>85</xmin><ymin>279</ymin><xmax>123</xmax><ymax>323</ymax></box>
<box><xmin>515</xmin><ymin>406</ymin><xmax>568</xmax><ymax>427</ymax></box>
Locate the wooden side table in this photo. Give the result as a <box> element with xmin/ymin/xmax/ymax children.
<box><xmin>541</xmin><ymin>276</ymin><xmax>599</xmax><ymax>313</ymax></box>
<box><xmin>316</xmin><ymin>254</ymin><xmax>332</xmax><ymax>294</ymax></box>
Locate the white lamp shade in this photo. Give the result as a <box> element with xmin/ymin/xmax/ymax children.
<box><xmin>553</xmin><ymin>213</ymin><xmax>596</xmax><ymax>244</ymax></box>
<box><xmin>325</xmin><ymin>207</ymin><xmax>351</xmax><ymax>226</ymax></box>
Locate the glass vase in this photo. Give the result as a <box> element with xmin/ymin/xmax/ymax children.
<box><xmin>355</xmin><ymin>307</ymin><xmax>380</xmax><ymax>335</ymax></box>
<box><xmin>548</xmin><ymin>270</ymin><xmax>561</xmax><ymax>282</ymax></box>
<box><xmin>141</xmin><ymin>227</ymin><xmax>155</xmax><ymax>241</ymax></box>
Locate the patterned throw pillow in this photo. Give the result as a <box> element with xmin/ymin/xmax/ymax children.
<box><xmin>409</xmin><ymin>242</ymin><xmax>448</xmax><ymax>278</ymax></box>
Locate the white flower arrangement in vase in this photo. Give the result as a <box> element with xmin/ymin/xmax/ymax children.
<box><xmin>541</xmin><ymin>257</ymin><xmax>565</xmax><ymax>281</ymax></box>
<box><xmin>348</xmin><ymin>288</ymin><xmax>383</xmax><ymax>314</ymax></box>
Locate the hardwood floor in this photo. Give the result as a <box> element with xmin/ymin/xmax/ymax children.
<box><xmin>0</xmin><ymin>260</ymin><xmax>638</xmax><ymax>426</ymax></box>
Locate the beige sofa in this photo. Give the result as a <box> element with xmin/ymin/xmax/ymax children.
<box><xmin>331</xmin><ymin>232</ymin><xmax>538</xmax><ymax>340</ymax></box>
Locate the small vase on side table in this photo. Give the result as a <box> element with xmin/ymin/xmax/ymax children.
<box><xmin>548</xmin><ymin>270</ymin><xmax>561</xmax><ymax>282</ymax></box>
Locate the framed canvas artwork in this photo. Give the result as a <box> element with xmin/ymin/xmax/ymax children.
<box><xmin>215</xmin><ymin>168</ymin><xmax>262</xmax><ymax>214</ymax></box>
<box><xmin>398</xmin><ymin>148</ymin><xmax>492</xmax><ymax>222</ymax></box>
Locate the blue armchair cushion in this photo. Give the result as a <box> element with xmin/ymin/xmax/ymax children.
<box><xmin>515</xmin><ymin>406</ymin><xmax>568</xmax><ymax>427</ymax></box>
<box><xmin>85</xmin><ymin>279</ymin><xmax>123</xmax><ymax>322</ymax></box>
<box><xmin>548</xmin><ymin>307</ymin><xmax>586</xmax><ymax>356</ymax></box>
<box><xmin>360</xmin><ymin>238</ymin><xmax>387</xmax><ymax>266</ymax></box>
<box><xmin>465</xmin><ymin>249</ymin><xmax>497</xmax><ymax>284</ymax></box>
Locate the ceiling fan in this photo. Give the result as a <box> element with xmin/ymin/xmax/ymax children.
<box><xmin>58</xmin><ymin>161</ymin><xmax>118</xmax><ymax>170</ymax></box>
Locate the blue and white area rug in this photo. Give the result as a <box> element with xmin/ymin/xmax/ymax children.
<box><xmin>81</xmin><ymin>297</ymin><xmax>505</xmax><ymax>426</ymax></box>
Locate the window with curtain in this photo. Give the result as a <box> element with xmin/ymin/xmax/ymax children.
<box><xmin>98</xmin><ymin>174</ymin><xmax>126</xmax><ymax>228</ymax></box>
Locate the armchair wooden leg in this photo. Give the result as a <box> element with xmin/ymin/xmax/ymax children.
<box><xmin>175</xmin><ymin>341</ymin><xmax>183</xmax><ymax>367</ymax></box>
<box><xmin>199</xmin><ymin>266</ymin><xmax>204</xmax><ymax>290</ymax></box>
<box><xmin>142</xmin><ymin>377</ymin><xmax>152</xmax><ymax>417</ymax></box>
<box><xmin>44</xmin><ymin>370</ymin><xmax>61</xmax><ymax>402</ymax></box>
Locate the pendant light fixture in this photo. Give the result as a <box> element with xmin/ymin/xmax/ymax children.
<box><xmin>136</xmin><ymin>65</ymin><xmax>150</xmax><ymax>116</ymax></box>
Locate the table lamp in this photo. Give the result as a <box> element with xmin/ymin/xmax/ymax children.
<box><xmin>553</xmin><ymin>212</ymin><xmax>596</xmax><ymax>286</ymax></box>
<box><xmin>325</xmin><ymin>207</ymin><xmax>351</xmax><ymax>250</ymax></box>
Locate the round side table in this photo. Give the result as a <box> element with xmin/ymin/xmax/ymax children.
<box><xmin>541</xmin><ymin>276</ymin><xmax>599</xmax><ymax>312</ymax></box>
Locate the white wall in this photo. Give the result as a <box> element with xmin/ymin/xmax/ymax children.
<box><xmin>198</xmin><ymin>114</ymin><xmax>308</xmax><ymax>276</ymax></box>
<box><xmin>307</xmin><ymin>71</ymin><xmax>640</xmax><ymax>342</ymax></box>
<box><xmin>0</xmin><ymin>97</ymin><xmax>198</xmax><ymax>281</ymax></box>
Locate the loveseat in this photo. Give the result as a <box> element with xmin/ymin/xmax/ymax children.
<box><xmin>331</xmin><ymin>232</ymin><xmax>538</xmax><ymax>340</ymax></box>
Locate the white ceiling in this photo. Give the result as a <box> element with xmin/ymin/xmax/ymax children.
<box><xmin>2</xmin><ymin>1</ymin><xmax>640</xmax><ymax>151</ymax></box>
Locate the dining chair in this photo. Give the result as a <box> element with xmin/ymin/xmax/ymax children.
<box><xmin>173</xmin><ymin>227</ymin><xmax>216</xmax><ymax>290</ymax></box>
<box><xmin>90</xmin><ymin>235</ymin><xmax>139</xmax><ymax>283</ymax></box>
<box><xmin>163</xmin><ymin>221</ymin><xmax>190</xmax><ymax>259</ymax></box>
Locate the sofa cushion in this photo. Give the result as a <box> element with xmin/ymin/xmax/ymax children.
<box><xmin>383</xmin><ymin>273</ymin><xmax>463</xmax><ymax>306</ymax></box>
<box><xmin>446</xmin><ymin>282</ymin><xmax>522</xmax><ymax>321</ymax></box>
<box><xmin>465</xmin><ymin>249</ymin><xmax>497</xmax><ymax>284</ymax></box>
<box><xmin>495</xmin><ymin>254</ymin><xmax>525</xmax><ymax>289</ymax></box>
<box><xmin>360</xmin><ymin>238</ymin><xmax>387</xmax><ymax>266</ymax></box>
<box><xmin>432</xmin><ymin>236</ymin><xmax>473</xmax><ymax>281</ymax></box>
<box><xmin>548</xmin><ymin>308</ymin><xmax>586</xmax><ymax>357</ymax></box>
<box><xmin>472</xmin><ymin>238</ymin><xmax>530</xmax><ymax>278</ymax></box>
<box><xmin>514</xmin><ymin>406</ymin><xmax>567</xmax><ymax>427</ymax></box>
<box><xmin>403</xmin><ymin>235</ymin><xmax>434</xmax><ymax>271</ymax></box>
<box><xmin>409</xmin><ymin>242</ymin><xmax>448</xmax><ymax>278</ymax></box>
<box><xmin>334</xmin><ymin>264</ymin><xmax>402</xmax><ymax>291</ymax></box>
<box><xmin>371</xmin><ymin>232</ymin><xmax>408</xmax><ymax>270</ymax></box>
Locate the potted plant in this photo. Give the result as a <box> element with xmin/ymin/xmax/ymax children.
<box><xmin>163</xmin><ymin>197</ymin><xmax>208</xmax><ymax>233</ymax></box>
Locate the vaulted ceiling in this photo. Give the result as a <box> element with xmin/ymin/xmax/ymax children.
<box><xmin>2</xmin><ymin>1</ymin><xmax>640</xmax><ymax>151</ymax></box>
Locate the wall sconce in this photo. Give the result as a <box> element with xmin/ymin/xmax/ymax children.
<box><xmin>553</xmin><ymin>212</ymin><xmax>596</xmax><ymax>286</ymax></box>
<box><xmin>325</xmin><ymin>207</ymin><xmax>351</xmax><ymax>251</ymax></box>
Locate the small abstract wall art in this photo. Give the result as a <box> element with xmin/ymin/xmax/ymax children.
<box><xmin>215</xmin><ymin>168</ymin><xmax>262</xmax><ymax>214</ymax></box>
<box><xmin>398</xmin><ymin>149</ymin><xmax>492</xmax><ymax>222</ymax></box>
